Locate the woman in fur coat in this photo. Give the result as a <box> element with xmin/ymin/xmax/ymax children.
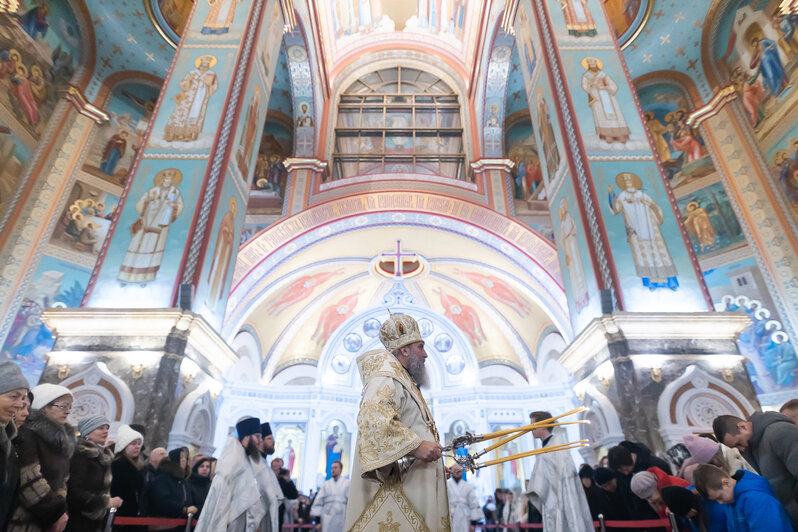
<box><xmin>110</xmin><ymin>424</ymin><xmax>145</xmax><ymax>532</ymax></box>
<box><xmin>10</xmin><ymin>384</ymin><xmax>76</xmax><ymax>532</ymax></box>
<box><xmin>65</xmin><ymin>415</ymin><xmax>122</xmax><ymax>532</ymax></box>
<box><xmin>144</xmin><ymin>447</ymin><xmax>196</xmax><ymax>532</ymax></box>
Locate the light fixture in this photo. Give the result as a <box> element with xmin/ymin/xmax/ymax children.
<box><xmin>650</xmin><ymin>367</ymin><xmax>662</xmax><ymax>383</ymax></box>
<box><xmin>131</xmin><ymin>364</ymin><xmax>144</xmax><ymax>380</ymax></box>
<box><xmin>721</xmin><ymin>368</ymin><xmax>734</xmax><ymax>383</ymax></box>
<box><xmin>57</xmin><ymin>364</ymin><xmax>70</xmax><ymax>380</ymax></box>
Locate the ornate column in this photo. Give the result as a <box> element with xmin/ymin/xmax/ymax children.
<box><xmin>284</xmin><ymin>158</ymin><xmax>327</xmax><ymax>215</ymax></box>
<box><xmin>471</xmin><ymin>159</ymin><xmax>515</xmax><ymax>216</ymax></box>
<box><xmin>698</xmin><ymin>101</ymin><xmax>798</xmax><ymax>346</ymax></box>
<box><xmin>559</xmin><ymin>312</ymin><xmax>760</xmax><ymax>454</ymax></box>
<box><xmin>514</xmin><ymin>0</ymin><xmax>713</xmax><ymax>335</ymax></box>
<box><xmin>40</xmin><ymin>308</ymin><xmax>235</xmax><ymax>452</ymax></box>
<box><xmin>34</xmin><ymin>0</ymin><xmax>287</xmax><ymax>442</ymax></box>
<box><xmin>83</xmin><ymin>0</ymin><xmax>286</xmax><ymax>331</ymax></box>
<box><xmin>511</xmin><ymin>0</ymin><xmax>761</xmax><ymax>449</ymax></box>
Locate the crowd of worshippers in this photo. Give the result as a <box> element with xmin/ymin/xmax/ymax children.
<box><xmin>478</xmin><ymin>403</ymin><xmax>798</xmax><ymax>532</ymax></box>
<box><xmin>4</xmin><ymin>356</ymin><xmax>798</xmax><ymax>532</ymax></box>
<box><xmin>0</xmin><ymin>363</ymin><xmax>333</xmax><ymax>532</ymax></box>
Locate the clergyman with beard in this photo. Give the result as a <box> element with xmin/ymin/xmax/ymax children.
<box><xmin>344</xmin><ymin>313</ymin><xmax>452</xmax><ymax>531</ymax></box>
<box><xmin>195</xmin><ymin>417</ymin><xmax>278</xmax><ymax>532</ymax></box>
<box><xmin>258</xmin><ymin>422</ymin><xmax>284</xmax><ymax>530</ymax></box>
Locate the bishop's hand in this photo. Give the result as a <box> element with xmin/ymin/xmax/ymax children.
<box><xmin>413</xmin><ymin>440</ymin><xmax>443</xmax><ymax>462</ymax></box>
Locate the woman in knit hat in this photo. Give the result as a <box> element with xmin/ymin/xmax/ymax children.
<box><xmin>679</xmin><ymin>434</ymin><xmax>756</xmax><ymax>483</ymax></box>
<box><xmin>65</xmin><ymin>415</ymin><xmax>122</xmax><ymax>532</ymax></box>
<box><xmin>10</xmin><ymin>383</ymin><xmax>76</xmax><ymax>532</ymax></box>
<box><xmin>110</xmin><ymin>424</ymin><xmax>145</xmax><ymax>531</ymax></box>
<box><xmin>0</xmin><ymin>361</ymin><xmax>29</xmax><ymax>531</ymax></box>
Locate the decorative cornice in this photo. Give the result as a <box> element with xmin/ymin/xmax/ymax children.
<box><xmin>284</xmin><ymin>157</ymin><xmax>328</xmax><ymax>172</ymax></box>
<box><xmin>64</xmin><ymin>86</ymin><xmax>109</xmax><ymax>124</ymax></box>
<box><xmin>558</xmin><ymin>312</ymin><xmax>752</xmax><ymax>373</ymax></box>
<box><xmin>41</xmin><ymin>308</ymin><xmax>239</xmax><ymax>374</ymax></box>
<box><xmin>471</xmin><ymin>158</ymin><xmax>515</xmax><ymax>172</ymax></box>
<box><xmin>686</xmin><ymin>85</ymin><xmax>738</xmax><ymax>127</ymax></box>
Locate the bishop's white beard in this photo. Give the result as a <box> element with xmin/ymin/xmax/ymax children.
<box><xmin>406</xmin><ymin>355</ymin><xmax>429</xmax><ymax>388</ymax></box>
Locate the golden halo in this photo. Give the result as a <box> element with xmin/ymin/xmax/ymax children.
<box><xmin>615</xmin><ymin>172</ymin><xmax>643</xmax><ymax>190</ymax></box>
<box><xmin>84</xmin><ymin>198</ymin><xmax>95</xmax><ymax>207</ymax></box>
<box><xmin>229</xmin><ymin>196</ymin><xmax>238</xmax><ymax>216</ymax></box>
<box><xmin>154</xmin><ymin>168</ymin><xmax>183</xmax><ymax>186</ymax></box>
<box><xmin>774</xmin><ymin>149</ymin><xmax>789</xmax><ymax>165</ymax></box>
<box><xmin>687</xmin><ymin>201</ymin><xmax>699</xmax><ymax>210</ymax></box>
<box><xmin>69</xmin><ymin>205</ymin><xmax>80</xmax><ymax>213</ymax></box>
<box><xmin>195</xmin><ymin>54</ymin><xmax>217</xmax><ymax>68</ymax></box>
<box><xmin>581</xmin><ymin>56</ymin><xmax>603</xmax><ymax>70</ymax></box>
<box><xmin>73</xmin><ymin>213</ymin><xmax>83</xmax><ymax>221</ymax></box>
<box><xmin>30</xmin><ymin>65</ymin><xmax>41</xmax><ymax>76</ymax></box>
<box><xmin>15</xmin><ymin>64</ymin><xmax>27</xmax><ymax>77</ymax></box>
<box><xmin>664</xmin><ymin>111</ymin><xmax>676</xmax><ymax>123</ymax></box>
<box><xmin>9</xmin><ymin>49</ymin><xmax>20</xmax><ymax>62</ymax></box>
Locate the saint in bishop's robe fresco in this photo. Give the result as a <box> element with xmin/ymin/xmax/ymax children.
<box><xmin>118</xmin><ymin>168</ymin><xmax>183</xmax><ymax>285</ymax></box>
<box><xmin>164</xmin><ymin>55</ymin><xmax>218</xmax><ymax>142</ymax></box>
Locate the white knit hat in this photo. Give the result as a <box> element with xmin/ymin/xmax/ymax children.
<box><xmin>31</xmin><ymin>383</ymin><xmax>73</xmax><ymax>410</ymax></box>
<box><xmin>114</xmin><ymin>424</ymin><xmax>144</xmax><ymax>454</ymax></box>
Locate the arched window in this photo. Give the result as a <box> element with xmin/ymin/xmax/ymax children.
<box><xmin>332</xmin><ymin>67</ymin><xmax>466</xmax><ymax>180</ymax></box>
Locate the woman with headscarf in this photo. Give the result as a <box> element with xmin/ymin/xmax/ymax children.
<box><xmin>10</xmin><ymin>384</ymin><xmax>76</xmax><ymax>532</ymax></box>
<box><xmin>144</xmin><ymin>447</ymin><xmax>195</xmax><ymax>532</ymax></box>
<box><xmin>188</xmin><ymin>457</ymin><xmax>214</xmax><ymax>515</ymax></box>
<box><xmin>65</xmin><ymin>415</ymin><xmax>122</xmax><ymax>532</ymax></box>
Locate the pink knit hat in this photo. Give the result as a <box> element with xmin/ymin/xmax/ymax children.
<box><xmin>683</xmin><ymin>435</ymin><xmax>719</xmax><ymax>464</ymax></box>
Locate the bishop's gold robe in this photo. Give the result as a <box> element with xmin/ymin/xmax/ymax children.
<box><xmin>344</xmin><ymin>349</ymin><xmax>451</xmax><ymax>532</ymax></box>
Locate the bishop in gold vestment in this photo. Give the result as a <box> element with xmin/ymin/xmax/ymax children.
<box><xmin>344</xmin><ymin>314</ymin><xmax>451</xmax><ymax>532</ymax></box>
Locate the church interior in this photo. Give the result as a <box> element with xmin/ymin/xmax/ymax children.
<box><xmin>1</xmin><ymin>0</ymin><xmax>798</xmax><ymax>502</ymax></box>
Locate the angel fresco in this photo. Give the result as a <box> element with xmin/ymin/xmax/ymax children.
<box><xmin>311</xmin><ymin>291</ymin><xmax>361</xmax><ymax>345</ymax></box>
<box><xmin>434</xmin><ymin>287</ymin><xmax>486</xmax><ymax>346</ymax></box>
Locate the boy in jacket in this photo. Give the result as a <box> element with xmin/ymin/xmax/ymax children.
<box><xmin>693</xmin><ymin>464</ymin><xmax>793</xmax><ymax>532</ymax></box>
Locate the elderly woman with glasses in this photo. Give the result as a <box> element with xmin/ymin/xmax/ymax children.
<box><xmin>10</xmin><ymin>384</ymin><xmax>76</xmax><ymax>532</ymax></box>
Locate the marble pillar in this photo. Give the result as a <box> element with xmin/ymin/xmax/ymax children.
<box><xmin>559</xmin><ymin>312</ymin><xmax>760</xmax><ymax>457</ymax></box>
<box><xmin>39</xmin><ymin>308</ymin><xmax>236</xmax><ymax>452</ymax></box>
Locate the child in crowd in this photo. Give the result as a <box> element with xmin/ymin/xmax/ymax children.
<box><xmin>692</xmin><ymin>464</ymin><xmax>793</xmax><ymax>532</ymax></box>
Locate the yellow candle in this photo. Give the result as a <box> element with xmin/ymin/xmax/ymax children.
<box><xmin>478</xmin><ymin>440</ymin><xmax>589</xmax><ymax>468</ymax></box>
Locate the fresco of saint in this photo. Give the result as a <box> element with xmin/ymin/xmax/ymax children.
<box><xmin>608</xmin><ymin>172</ymin><xmax>678</xmax><ymax>290</ymax></box>
<box><xmin>536</xmin><ymin>88</ymin><xmax>561</xmax><ymax>175</ymax></box>
<box><xmin>557</xmin><ymin>0</ymin><xmax>597</xmax><ymax>37</ymax></box>
<box><xmin>201</xmin><ymin>0</ymin><xmax>243</xmax><ymax>34</ymax></box>
<box><xmin>118</xmin><ymin>168</ymin><xmax>184</xmax><ymax>285</ymax></box>
<box><xmin>559</xmin><ymin>198</ymin><xmax>589</xmax><ymax>312</ymax></box>
<box><xmin>205</xmin><ymin>197</ymin><xmax>237</xmax><ymax>308</ymax></box>
<box><xmin>581</xmin><ymin>57</ymin><xmax>630</xmax><ymax>143</ymax></box>
<box><xmin>164</xmin><ymin>55</ymin><xmax>218</xmax><ymax>142</ymax></box>
<box><xmin>683</xmin><ymin>201</ymin><xmax>716</xmax><ymax>252</ymax></box>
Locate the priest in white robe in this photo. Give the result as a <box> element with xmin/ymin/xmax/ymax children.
<box><xmin>525</xmin><ymin>411</ymin><xmax>594</xmax><ymax>532</ymax></box>
<box><xmin>310</xmin><ymin>460</ymin><xmax>350</xmax><ymax>531</ymax></box>
<box><xmin>344</xmin><ymin>313</ymin><xmax>452</xmax><ymax>532</ymax></box>
<box><xmin>195</xmin><ymin>417</ymin><xmax>274</xmax><ymax>532</ymax></box>
<box><xmin>447</xmin><ymin>468</ymin><xmax>482</xmax><ymax>532</ymax></box>
<box><xmin>258</xmin><ymin>422</ymin><xmax>284</xmax><ymax>532</ymax></box>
